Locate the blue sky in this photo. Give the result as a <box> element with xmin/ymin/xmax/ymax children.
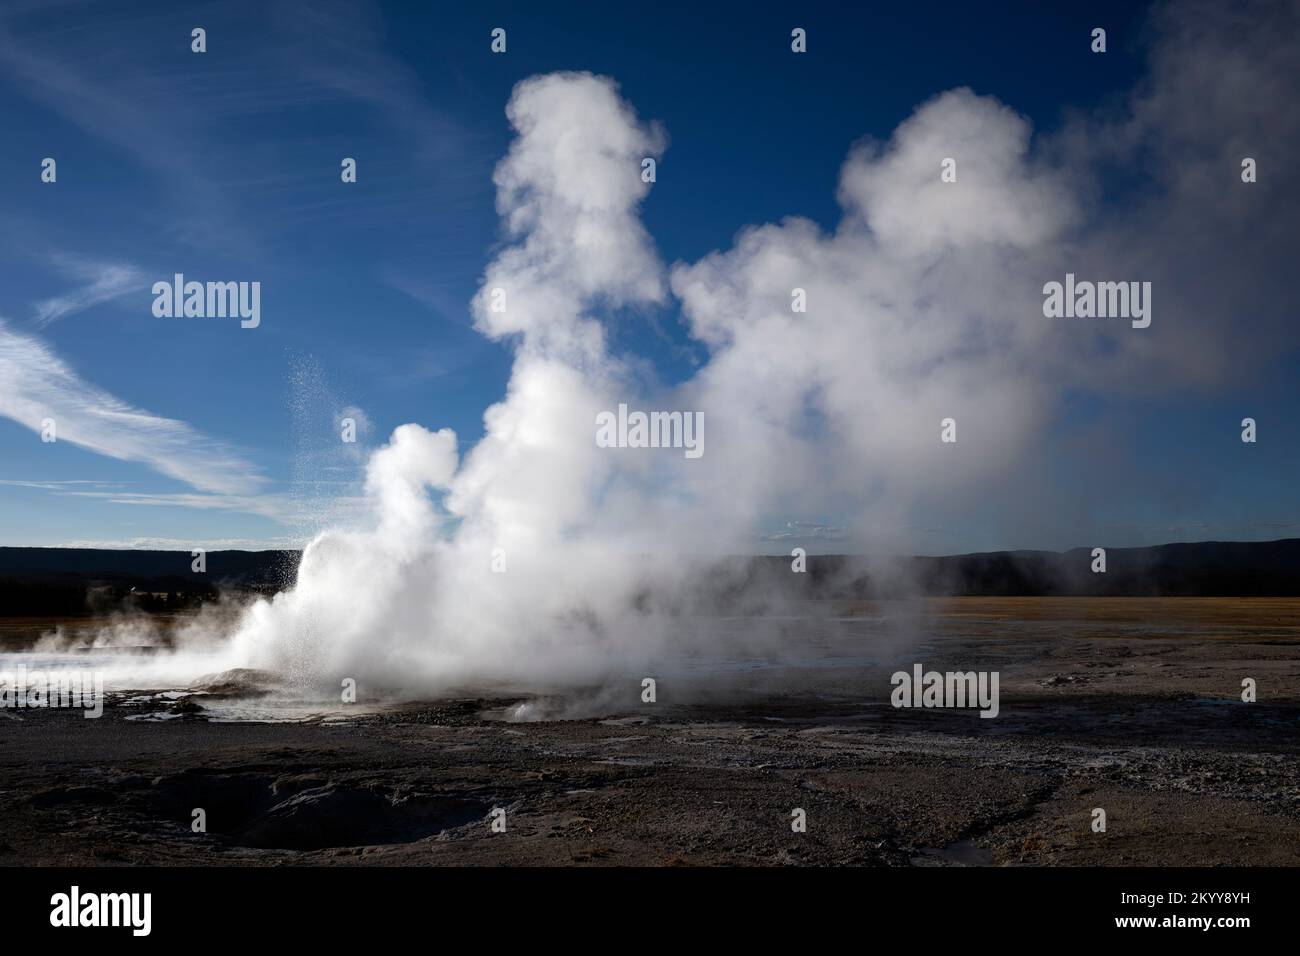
<box><xmin>1</xmin><ymin>0</ymin><xmax>1296</xmax><ymax>553</ymax></box>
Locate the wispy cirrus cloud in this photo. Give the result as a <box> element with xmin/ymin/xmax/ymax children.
<box><xmin>56</xmin><ymin>536</ymin><xmax>307</xmax><ymax>552</ymax></box>
<box><xmin>56</xmin><ymin>488</ymin><xmax>368</xmax><ymax>527</ymax></box>
<box><xmin>33</xmin><ymin>256</ymin><xmax>147</xmax><ymax>328</ymax></box>
<box><xmin>0</xmin><ymin>478</ymin><xmax>368</xmax><ymax>528</ymax></box>
<box><xmin>0</xmin><ymin>1</ymin><xmax>483</xmax><ymax>252</ymax></box>
<box><xmin>0</xmin><ymin>318</ymin><xmax>265</xmax><ymax>496</ymax></box>
<box><xmin>0</xmin><ymin>478</ymin><xmax>127</xmax><ymax>491</ymax></box>
<box><xmin>58</xmin><ymin>490</ymin><xmax>290</xmax><ymax>520</ymax></box>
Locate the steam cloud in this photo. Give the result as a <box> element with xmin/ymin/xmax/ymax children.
<box><xmin>219</xmin><ymin>0</ymin><xmax>1297</xmax><ymax>698</ymax></box>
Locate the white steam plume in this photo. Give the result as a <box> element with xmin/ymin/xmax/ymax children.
<box><xmin>219</xmin><ymin>1</ymin><xmax>1297</xmax><ymax>697</ymax></box>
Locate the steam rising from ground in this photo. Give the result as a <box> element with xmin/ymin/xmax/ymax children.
<box><xmin>170</xmin><ymin>2</ymin><xmax>1300</xmax><ymax>699</ymax></box>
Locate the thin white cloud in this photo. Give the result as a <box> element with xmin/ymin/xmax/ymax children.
<box><xmin>0</xmin><ymin>478</ymin><xmax>126</xmax><ymax>490</ymax></box>
<box><xmin>55</xmin><ymin>536</ymin><xmax>306</xmax><ymax>552</ymax></box>
<box><xmin>58</xmin><ymin>490</ymin><xmax>290</xmax><ymax>520</ymax></box>
<box><xmin>0</xmin><ymin>318</ymin><xmax>265</xmax><ymax>496</ymax></box>
<box><xmin>0</xmin><ymin>3</ymin><xmax>483</xmax><ymax>253</ymax></box>
<box><xmin>56</xmin><ymin>488</ymin><xmax>368</xmax><ymax>528</ymax></box>
<box><xmin>33</xmin><ymin>257</ymin><xmax>146</xmax><ymax>328</ymax></box>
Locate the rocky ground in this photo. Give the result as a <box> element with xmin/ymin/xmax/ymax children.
<box><xmin>1</xmin><ymin>598</ymin><xmax>1297</xmax><ymax>866</ymax></box>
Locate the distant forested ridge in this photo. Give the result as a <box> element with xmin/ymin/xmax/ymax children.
<box><xmin>1</xmin><ymin>539</ymin><xmax>1298</xmax><ymax>618</ymax></box>
<box><xmin>0</xmin><ymin>548</ymin><xmax>298</xmax><ymax>616</ymax></box>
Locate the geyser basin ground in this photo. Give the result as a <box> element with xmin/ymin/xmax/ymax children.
<box><xmin>1</xmin><ymin>598</ymin><xmax>1297</xmax><ymax>866</ymax></box>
